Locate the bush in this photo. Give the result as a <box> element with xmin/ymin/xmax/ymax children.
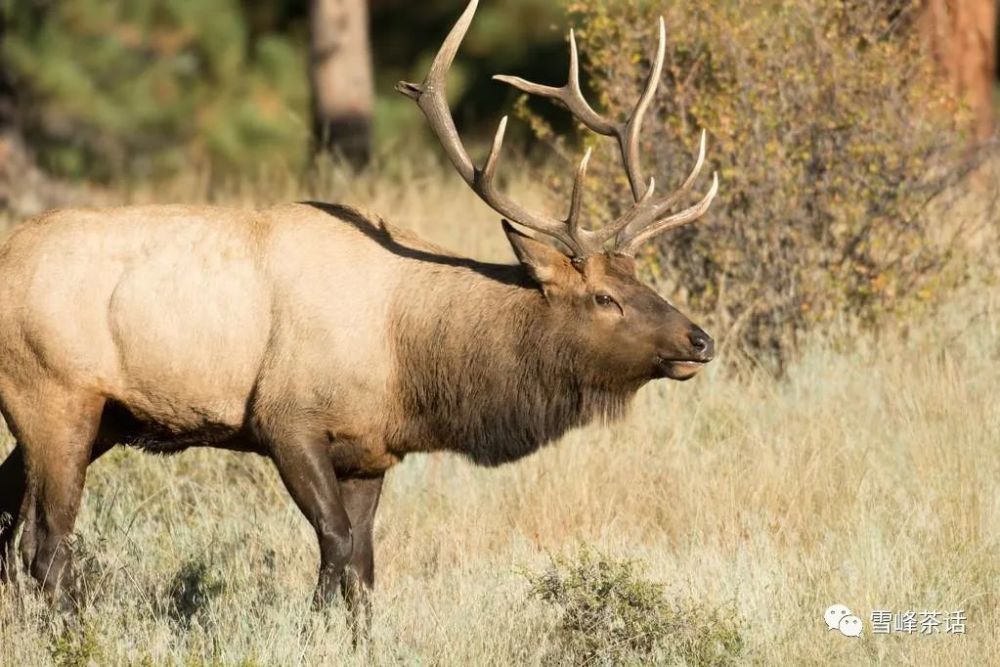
<box><xmin>528</xmin><ymin>549</ymin><xmax>745</xmax><ymax>666</ymax></box>
<box><xmin>527</xmin><ymin>0</ymin><xmax>986</xmax><ymax>368</ymax></box>
<box><xmin>49</xmin><ymin>619</ymin><xmax>104</xmax><ymax>667</ymax></box>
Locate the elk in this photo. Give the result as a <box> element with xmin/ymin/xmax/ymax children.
<box><xmin>0</xmin><ymin>0</ymin><xmax>717</xmax><ymax>622</ymax></box>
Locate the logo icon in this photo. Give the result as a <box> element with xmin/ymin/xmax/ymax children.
<box><xmin>825</xmin><ymin>604</ymin><xmax>862</xmax><ymax>637</ymax></box>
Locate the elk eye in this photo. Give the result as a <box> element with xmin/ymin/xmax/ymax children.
<box><xmin>595</xmin><ymin>294</ymin><xmax>616</xmax><ymax>307</ymax></box>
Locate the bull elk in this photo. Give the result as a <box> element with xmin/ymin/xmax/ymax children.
<box><xmin>0</xmin><ymin>0</ymin><xmax>717</xmax><ymax>623</ymax></box>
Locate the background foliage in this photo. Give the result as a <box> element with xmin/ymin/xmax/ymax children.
<box><xmin>0</xmin><ymin>0</ymin><xmax>566</xmax><ymax>180</ymax></box>
<box><xmin>4</xmin><ymin>0</ymin><xmax>310</xmax><ymax>179</ymax></box>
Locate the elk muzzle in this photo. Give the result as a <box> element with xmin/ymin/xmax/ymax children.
<box><xmin>657</xmin><ymin>325</ymin><xmax>714</xmax><ymax>381</ymax></box>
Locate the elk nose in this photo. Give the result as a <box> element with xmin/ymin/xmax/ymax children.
<box><xmin>688</xmin><ymin>328</ymin><xmax>715</xmax><ymax>361</ymax></box>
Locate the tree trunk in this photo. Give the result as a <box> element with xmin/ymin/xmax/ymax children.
<box><xmin>921</xmin><ymin>0</ymin><xmax>997</xmax><ymax>142</ymax></box>
<box><xmin>308</xmin><ymin>0</ymin><xmax>375</xmax><ymax>168</ymax></box>
<box><xmin>0</xmin><ymin>7</ymin><xmax>18</xmax><ymax>144</ymax></box>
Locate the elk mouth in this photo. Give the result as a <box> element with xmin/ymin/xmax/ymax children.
<box><xmin>655</xmin><ymin>356</ymin><xmax>707</xmax><ymax>381</ymax></box>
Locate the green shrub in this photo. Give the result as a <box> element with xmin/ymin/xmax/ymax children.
<box><xmin>526</xmin><ymin>0</ymin><xmax>986</xmax><ymax>368</ymax></box>
<box><xmin>528</xmin><ymin>549</ymin><xmax>745</xmax><ymax>666</ymax></box>
<box><xmin>50</xmin><ymin>619</ymin><xmax>104</xmax><ymax>667</ymax></box>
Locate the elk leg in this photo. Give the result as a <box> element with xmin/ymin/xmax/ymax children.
<box><xmin>13</xmin><ymin>389</ymin><xmax>103</xmax><ymax>607</ymax></box>
<box><xmin>338</xmin><ymin>475</ymin><xmax>383</xmax><ymax>639</ymax></box>
<box><xmin>270</xmin><ymin>438</ymin><xmax>353</xmax><ymax>609</ymax></box>
<box><xmin>17</xmin><ymin>404</ymin><xmax>117</xmax><ymax>585</ymax></box>
<box><xmin>0</xmin><ymin>446</ymin><xmax>26</xmax><ymax>582</ymax></box>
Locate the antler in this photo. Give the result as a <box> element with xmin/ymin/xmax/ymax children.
<box><xmin>396</xmin><ymin>0</ymin><xmax>597</xmax><ymax>256</ymax></box>
<box><xmin>494</xmin><ymin>22</ymin><xmax>665</xmax><ymax>203</ymax></box>
<box><xmin>398</xmin><ymin>0</ymin><xmax>718</xmax><ymax>257</ymax></box>
<box><xmin>495</xmin><ymin>13</ymin><xmax>719</xmax><ymax>255</ymax></box>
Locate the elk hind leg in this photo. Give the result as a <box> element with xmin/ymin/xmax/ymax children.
<box><xmin>14</xmin><ymin>389</ymin><xmax>103</xmax><ymax>607</ymax></box>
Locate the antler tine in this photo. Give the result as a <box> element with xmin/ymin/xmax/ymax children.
<box><xmin>600</xmin><ymin>131</ymin><xmax>715</xmax><ymax>254</ymax></box>
<box><xmin>566</xmin><ymin>148</ymin><xmax>592</xmax><ymax>241</ymax></box>
<box><xmin>598</xmin><ymin>129</ymin><xmax>708</xmax><ymax>246</ymax></box>
<box><xmin>621</xmin><ymin>17</ymin><xmax>666</xmax><ymax>202</ymax></box>
<box><xmin>493</xmin><ymin>30</ymin><xmax>615</xmax><ymax>137</ymax></box>
<box><xmin>395</xmin><ymin>0</ymin><xmax>478</xmax><ymax>183</ymax></box>
<box><xmin>617</xmin><ymin>171</ymin><xmax>719</xmax><ymax>256</ymax></box>
<box><xmin>496</xmin><ymin>18</ymin><xmax>666</xmax><ymax>204</ymax></box>
<box><xmin>680</xmin><ymin>128</ymin><xmax>708</xmax><ymax>192</ymax></box>
<box><xmin>480</xmin><ymin>115</ymin><xmax>509</xmax><ymax>182</ymax></box>
<box><xmin>591</xmin><ymin>176</ymin><xmax>656</xmax><ymax>245</ymax></box>
<box><xmin>397</xmin><ymin>0</ymin><xmax>589</xmax><ymax>255</ymax></box>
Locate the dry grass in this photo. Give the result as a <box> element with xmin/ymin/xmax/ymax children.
<box><xmin>1</xmin><ymin>164</ymin><xmax>999</xmax><ymax>665</ymax></box>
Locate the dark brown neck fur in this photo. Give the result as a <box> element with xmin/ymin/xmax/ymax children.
<box><xmin>389</xmin><ymin>261</ymin><xmax>637</xmax><ymax>466</ymax></box>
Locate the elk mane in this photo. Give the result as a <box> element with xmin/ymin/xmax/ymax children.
<box><xmin>389</xmin><ymin>265</ymin><xmax>636</xmax><ymax>467</ymax></box>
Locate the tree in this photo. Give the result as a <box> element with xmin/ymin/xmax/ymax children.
<box><xmin>0</xmin><ymin>4</ymin><xmax>18</xmax><ymax>159</ymax></box>
<box><xmin>921</xmin><ymin>0</ymin><xmax>998</xmax><ymax>141</ymax></box>
<box><xmin>308</xmin><ymin>0</ymin><xmax>374</xmax><ymax>168</ymax></box>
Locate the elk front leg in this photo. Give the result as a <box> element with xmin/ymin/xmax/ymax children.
<box><xmin>269</xmin><ymin>437</ymin><xmax>353</xmax><ymax>609</ymax></box>
<box><xmin>338</xmin><ymin>475</ymin><xmax>383</xmax><ymax>635</ymax></box>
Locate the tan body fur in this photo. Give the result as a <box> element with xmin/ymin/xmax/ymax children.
<box><xmin>1</xmin><ymin>204</ymin><xmax>438</xmax><ymax>475</ymax></box>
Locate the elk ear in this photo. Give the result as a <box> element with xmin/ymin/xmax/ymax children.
<box><xmin>502</xmin><ymin>220</ymin><xmax>578</xmax><ymax>292</ymax></box>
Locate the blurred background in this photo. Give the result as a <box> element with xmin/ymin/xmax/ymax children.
<box><xmin>0</xmin><ymin>0</ymin><xmax>998</xmax><ymax>368</ymax></box>
<box><xmin>0</xmin><ymin>0</ymin><xmax>573</xmax><ymax>181</ymax></box>
<box><xmin>2</xmin><ymin>1</ymin><xmax>994</xmax><ymax>179</ymax></box>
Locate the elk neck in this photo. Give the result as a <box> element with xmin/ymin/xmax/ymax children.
<box><xmin>388</xmin><ymin>258</ymin><xmax>635</xmax><ymax>466</ymax></box>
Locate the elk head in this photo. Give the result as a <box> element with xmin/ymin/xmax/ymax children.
<box><xmin>397</xmin><ymin>0</ymin><xmax>719</xmax><ymax>383</ymax></box>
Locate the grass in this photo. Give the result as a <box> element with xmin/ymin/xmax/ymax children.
<box><xmin>1</xmin><ymin>162</ymin><xmax>999</xmax><ymax>665</ymax></box>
